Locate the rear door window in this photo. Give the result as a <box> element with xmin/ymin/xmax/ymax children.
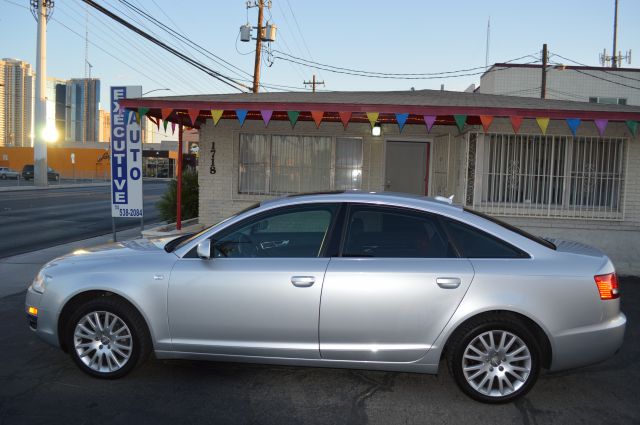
<box><xmin>342</xmin><ymin>205</ymin><xmax>456</xmax><ymax>258</ymax></box>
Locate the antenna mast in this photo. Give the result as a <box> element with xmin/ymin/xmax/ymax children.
<box><xmin>485</xmin><ymin>17</ymin><xmax>490</xmax><ymax>70</ymax></box>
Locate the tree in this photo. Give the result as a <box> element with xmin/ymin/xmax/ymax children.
<box><xmin>157</xmin><ymin>168</ymin><xmax>199</xmax><ymax>223</ymax></box>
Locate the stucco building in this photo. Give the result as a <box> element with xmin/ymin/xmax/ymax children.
<box><xmin>121</xmin><ymin>90</ymin><xmax>640</xmax><ymax>274</ymax></box>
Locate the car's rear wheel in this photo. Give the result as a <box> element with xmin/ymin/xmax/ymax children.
<box><xmin>65</xmin><ymin>297</ymin><xmax>150</xmax><ymax>379</ymax></box>
<box><xmin>0</xmin><ymin>174</ymin><xmax>6</xmax><ymax>180</ymax></box>
<box><xmin>447</xmin><ymin>315</ymin><xmax>540</xmax><ymax>403</ymax></box>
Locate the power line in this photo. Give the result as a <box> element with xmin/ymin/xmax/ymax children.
<box><xmin>80</xmin><ymin>0</ymin><xmax>247</xmax><ymax>92</ymax></box>
<box><xmin>572</xmin><ymin>69</ymin><xmax>640</xmax><ymax>91</ymax></box>
<box><xmin>550</xmin><ymin>51</ymin><xmax>640</xmax><ymax>83</ymax></box>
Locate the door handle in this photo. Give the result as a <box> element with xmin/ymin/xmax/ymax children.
<box><xmin>291</xmin><ymin>276</ymin><xmax>315</xmax><ymax>287</ymax></box>
<box><xmin>436</xmin><ymin>277</ymin><xmax>461</xmax><ymax>289</ymax></box>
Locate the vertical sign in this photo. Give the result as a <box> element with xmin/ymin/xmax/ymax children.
<box><xmin>110</xmin><ymin>86</ymin><xmax>143</xmax><ymax>218</ymax></box>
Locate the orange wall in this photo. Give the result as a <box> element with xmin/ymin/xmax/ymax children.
<box><xmin>0</xmin><ymin>146</ymin><xmax>111</xmax><ymax>178</ymax></box>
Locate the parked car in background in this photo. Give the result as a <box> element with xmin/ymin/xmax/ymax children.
<box><xmin>25</xmin><ymin>192</ymin><xmax>626</xmax><ymax>403</ymax></box>
<box><xmin>21</xmin><ymin>164</ymin><xmax>60</xmax><ymax>181</ymax></box>
<box><xmin>0</xmin><ymin>167</ymin><xmax>20</xmax><ymax>179</ymax></box>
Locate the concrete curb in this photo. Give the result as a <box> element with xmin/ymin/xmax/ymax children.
<box><xmin>0</xmin><ymin>182</ymin><xmax>109</xmax><ymax>192</ymax></box>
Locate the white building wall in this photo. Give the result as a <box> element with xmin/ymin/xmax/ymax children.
<box><xmin>480</xmin><ymin>66</ymin><xmax>640</xmax><ymax>105</ymax></box>
<box><xmin>197</xmin><ymin>117</ymin><xmax>640</xmax><ymax>275</ymax></box>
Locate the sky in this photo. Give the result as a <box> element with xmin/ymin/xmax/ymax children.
<box><xmin>1</xmin><ymin>0</ymin><xmax>639</xmax><ymax>107</ymax></box>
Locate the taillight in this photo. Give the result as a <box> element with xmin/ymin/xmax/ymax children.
<box><xmin>594</xmin><ymin>273</ymin><xmax>619</xmax><ymax>300</ymax></box>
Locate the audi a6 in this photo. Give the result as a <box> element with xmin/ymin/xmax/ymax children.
<box><xmin>25</xmin><ymin>191</ymin><xmax>626</xmax><ymax>403</ymax></box>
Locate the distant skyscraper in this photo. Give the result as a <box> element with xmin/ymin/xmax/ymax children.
<box><xmin>98</xmin><ymin>108</ymin><xmax>110</xmax><ymax>143</ymax></box>
<box><xmin>46</xmin><ymin>77</ymin><xmax>65</xmax><ymax>142</ymax></box>
<box><xmin>65</xmin><ymin>78</ymin><xmax>100</xmax><ymax>143</ymax></box>
<box><xmin>55</xmin><ymin>82</ymin><xmax>67</xmax><ymax>142</ymax></box>
<box><xmin>1</xmin><ymin>58</ymin><xmax>34</xmax><ymax>147</ymax></box>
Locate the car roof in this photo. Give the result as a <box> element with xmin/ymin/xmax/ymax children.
<box><xmin>259</xmin><ymin>190</ymin><xmax>463</xmax><ymax>214</ymax></box>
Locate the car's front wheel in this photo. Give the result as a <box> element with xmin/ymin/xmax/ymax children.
<box><xmin>447</xmin><ymin>315</ymin><xmax>540</xmax><ymax>403</ymax></box>
<box><xmin>65</xmin><ymin>297</ymin><xmax>150</xmax><ymax>379</ymax></box>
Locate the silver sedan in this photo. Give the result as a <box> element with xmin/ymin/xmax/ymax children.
<box><xmin>25</xmin><ymin>192</ymin><xmax>626</xmax><ymax>403</ymax></box>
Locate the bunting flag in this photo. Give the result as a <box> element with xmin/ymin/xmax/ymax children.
<box><xmin>594</xmin><ymin>119</ymin><xmax>608</xmax><ymax>137</ymax></box>
<box><xmin>366</xmin><ymin>112</ymin><xmax>379</xmax><ymax>128</ymax></box>
<box><xmin>210</xmin><ymin>109</ymin><xmax>224</xmax><ymax>126</ymax></box>
<box><xmin>236</xmin><ymin>109</ymin><xmax>248</xmax><ymax>126</ymax></box>
<box><xmin>395</xmin><ymin>113</ymin><xmax>409</xmax><ymax>132</ymax></box>
<box><xmin>162</xmin><ymin>119</ymin><xmax>169</xmax><ymax>132</ymax></box>
<box><xmin>479</xmin><ymin>115</ymin><xmax>493</xmax><ymax>133</ymax></box>
<box><xmin>260</xmin><ymin>110</ymin><xmax>273</xmax><ymax>127</ymax></box>
<box><xmin>510</xmin><ymin>116</ymin><xmax>523</xmax><ymax>134</ymax></box>
<box><xmin>423</xmin><ymin>115</ymin><xmax>436</xmax><ymax>132</ymax></box>
<box><xmin>161</xmin><ymin>108</ymin><xmax>172</xmax><ymax>121</ymax></box>
<box><xmin>338</xmin><ymin>111</ymin><xmax>352</xmax><ymax>129</ymax></box>
<box><xmin>536</xmin><ymin>117</ymin><xmax>550</xmax><ymax>135</ymax></box>
<box><xmin>453</xmin><ymin>115</ymin><xmax>467</xmax><ymax>132</ymax></box>
<box><xmin>170</xmin><ymin>122</ymin><xmax>176</xmax><ymax>135</ymax></box>
<box><xmin>287</xmin><ymin>111</ymin><xmax>300</xmax><ymax>127</ymax></box>
<box><xmin>188</xmin><ymin>109</ymin><xmax>200</xmax><ymax>127</ymax></box>
<box><xmin>152</xmin><ymin>116</ymin><xmax>159</xmax><ymax>130</ymax></box>
<box><xmin>626</xmin><ymin>120</ymin><xmax>638</xmax><ymax>137</ymax></box>
<box><xmin>311</xmin><ymin>111</ymin><xmax>324</xmax><ymax>128</ymax></box>
<box><xmin>566</xmin><ymin>118</ymin><xmax>581</xmax><ymax>136</ymax></box>
<box><xmin>138</xmin><ymin>107</ymin><xmax>149</xmax><ymax>118</ymax></box>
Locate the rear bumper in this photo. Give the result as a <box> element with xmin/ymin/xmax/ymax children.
<box><xmin>550</xmin><ymin>312</ymin><xmax>626</xmax><ymax>371</ymax></box>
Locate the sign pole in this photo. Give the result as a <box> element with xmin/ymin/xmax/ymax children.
<box><xmin>176</xmin><ymin>123</ymin><xmax>183</xmax><ymax>231</ymax></box>
<box><xmin>112</xmin><ymin>217</ymin><xmax>117</xmax><ymax>242</ymax></box>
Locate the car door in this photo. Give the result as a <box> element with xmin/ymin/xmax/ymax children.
<box><xmin>319</xmin><ymin>204</ymin><xmax>475</xmax><ymax>362</ymax></box>
<box><xmin>168</xmin><ymin>203</ymin><xmax>340</xmax><ymax>359</ymax></box>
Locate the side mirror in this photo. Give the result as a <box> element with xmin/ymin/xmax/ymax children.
<box><xmin>197</xmin><ymin>240</ymin><xmax>211</xmax><ymax>259</ymax></box>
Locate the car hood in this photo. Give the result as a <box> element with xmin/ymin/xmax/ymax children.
<box><xmin>53</xmin><ymin>238</ymin><xmax>174</xmax><ymax>263</ymax></box>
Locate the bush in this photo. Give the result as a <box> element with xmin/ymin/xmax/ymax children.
<box><xmin>157</xmin><ymin>168</ymin><xmax>199</xmax><ymax>223</ymax></box>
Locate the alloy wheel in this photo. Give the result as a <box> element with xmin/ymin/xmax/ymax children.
<box><xmin>461</xmin><ymin>330</ymin><xmax>532</xmax><ymax>398</ymax></box>
<box><xmin>73</xmin><ymin>311</ymin><xmax>133</xmax><ymax>373</ymax></box>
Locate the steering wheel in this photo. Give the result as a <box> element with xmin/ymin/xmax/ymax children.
<box><xmin>237</xmin><ymin>233</ymin><xmax>258</xmax><ymax>257</ymax></box>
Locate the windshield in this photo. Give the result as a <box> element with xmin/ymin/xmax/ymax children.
<box><xmin>463</xmin><ymin>208</ymin><xmax>556</xmax><ymax>250</ymax></box>
<box><xmin>168</xmin><ymin>202</ymin><xmax>260</xmax><ymax>252</ymax></box>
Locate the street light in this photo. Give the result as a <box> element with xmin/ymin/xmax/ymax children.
<box><xmin>142</xmin><ymin>88</ymin><xmax>171</xmax><ymax>96</ymax></box>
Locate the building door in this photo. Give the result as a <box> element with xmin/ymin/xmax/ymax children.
<box><xmin>384</xmin><ymin>141</ymin><xmax>430</xmax><ymax>195</ymax></box>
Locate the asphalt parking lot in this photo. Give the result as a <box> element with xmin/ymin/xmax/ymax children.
<box><xmin>1</xmin><ymin>278</ymin><xmax>638</xmax><ymax>425</ymax></box>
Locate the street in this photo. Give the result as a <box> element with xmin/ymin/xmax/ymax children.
<box><xmin>0</xmin><ymin>278</ymin><xmax>637</xmax><ymax>424</ymax></box>
<box><xmin>0</xmin><ymin>180</ymin><xmax>168</xmax><ymax>258</ymax></box>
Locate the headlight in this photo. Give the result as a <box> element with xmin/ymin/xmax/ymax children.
<box><xmin>30</xmin><ymin>270</ymin><xmax>51</xmax><ymax>294</ymax></box>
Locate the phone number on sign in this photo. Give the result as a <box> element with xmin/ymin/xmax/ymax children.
<box><xmin>118</xmin><ymin>209</ymin><xmax>143</xmax><ymax>217</ymax></box>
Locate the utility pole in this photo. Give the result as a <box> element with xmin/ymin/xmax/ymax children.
<box><xmin>252</xmin><ymin>0</ymin><xmax>264</xmax><ymax>93</ymax></box>
<box><xmin>612</xmin><ymin>0</ymin><xmax>619</xmax><ymax>68</ymax></box>
<box><xmin>303</xmin><ymin>75</ymin><xmax>324</xmax><ymax>93</ymax></box>
<box><xmin>31</xmin><ymin>0</ymin><xmax>53</xmax><ymax>187</ymax></box>
<box><xmin>541</xmin><ymin>43</ymin><xmax>548</xmax><ymax>99</ymax></box>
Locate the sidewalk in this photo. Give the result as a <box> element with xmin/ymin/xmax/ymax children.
<box><xmin>0</xmin><ymin>227</ymin><xmax>147</xmax><ymax>298</ymax></box>
<box><xmin>0</xmin><ymin>181</ymin><xmax>109</xmax><ymax>192</ymax></box>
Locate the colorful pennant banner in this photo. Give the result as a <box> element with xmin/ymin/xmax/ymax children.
<box><xmin>453</xmin><ymin>115</ymin><xmax>467</xmax><ymax>132</ymax></box>
<box><xmin>339</xmin><ymin>112</ymin><xmax>352</xmax><ymax>129</ymax></box>
<box><xmin>536</xmin><ymin>117</ymin><xmax>550</xmax><ymax>135</ymax></box>
<box><xmin>566</xmin><ymin>118</ymin><xmax>581</xmax><ymax>136</ymax></box>
<box><xmin>210</xmin><ymin>110</ymin><xmax>224</xmax><ymax>126</ymax></box>
<box><xmin>366</xmin><ymin>112</ymin><xmax>379</xmax><ymax>128</ymax></box>
<box><xmin>261</xmin><ymin>110</ymin><xmax>273</xmax><ymax>127</ymax></box>
<box><xmin>188</xmin><ymin>109</ymin><xmax>200</xmax><ymax>127</ymax></box>
<box><xmin>152</xmin><ymin>116</ymin><xmax>159</xmax><ymax>131</ymax></box>
<box><xmin>594</xmin><ymin>119</ymin><xmax>608</xmax><ymax>137</ymax></box>
<box><xmin>287</xmin><ymin>111</ymin><xmax>300</xmax><ymax>127</ymax></box>
<box><xmin>510</xmin><ymin>116</ymin><xmax>523</xmax><ymax>134</ymax></box>
<box><xmin>162</xmin><ymin>119</ymin><xmax>169</xmax><ymax>132</ymax></box>
<box><xmin>170</xmin><ymin>122</ymin><xmax>176</xmax><ymax>135</ymax></box>
<box><xmin>479</xmin><ymin>115</ymin><xmax>493</xmax><ymax>133</ymax></box>
<box><xmin>626</xmin><ymin>120</ymin><xmax>638</xmax><ymax>137</ymax></box>
<box><xmin>236</xmin><ymin>109</ymin><xmax>248</xmax><ymax>126</ymax></box>
<box><xmin>395</xmin><ymin>113</ymin><xmax>409</xmax><ymax>132</ymax></box>
<box><xmin>161</xmin><ymin>108</ymin><xmax>172</xmax><ymax>121</ymax></box>
<box><xmin>311</xmin><ymin>111</ymin><xmax>324</xmax><ymax>128</ymax></box>
<box><xmin>423</xmin><ymin>115</ymin><xmax>436</xmax><ymax>133</ymax></box>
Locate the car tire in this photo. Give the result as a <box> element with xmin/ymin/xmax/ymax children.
<box><xmin>0</xmin><ymin>174</ymin><xmax>6</xmax><ymax>180</ymax></box>
<box><xmin>447</xmin><ymin>314</ymin><xmax>540</xmax><ymax>403</ymax></box>
<box><xmin>65</xmin><ymin>296</ymin><xmax>151</xmax><ymax>379</ymax></box>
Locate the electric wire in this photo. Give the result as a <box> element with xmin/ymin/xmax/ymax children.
<box><xmin>550</xmin><ymin>52</ymin><xmax>640</xmax><ymax>83</ymax></box>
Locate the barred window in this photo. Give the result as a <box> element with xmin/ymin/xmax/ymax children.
<box><xmin>239</xmin><ymin>133</ymin><xmax>363</xmax><ymax>195</ymax></box>
<box><xmin>467</xmin><ymin>133</ymin><xmax>625</xmax><ymax>219</ymax></box>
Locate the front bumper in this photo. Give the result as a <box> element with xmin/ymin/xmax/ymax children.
<box><xmin>25</xmin><ymin>287</ymin><xmax>60</xmax><ymax>348</ymax></box>
<box><xmin>550</xmin><ymin>312</ymin><xmax>626</xmax><ymax>371</ymax></box>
